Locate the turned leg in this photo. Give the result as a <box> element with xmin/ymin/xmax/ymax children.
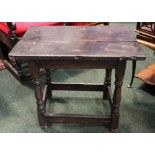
<box><xmin>8</xmin><ymin>57</ymin><xmax>24</xmax><ymax>81</ymax></box>
<box><xmin>11</xmin><ymin>59</ymin><xmax>23</xmax><ymax>77</ymax></box>
<box><xmin>28</xmin><ymin>62</ymin><xmax>47</xmax><ymax>128</ymax></box>
<box><xmin>128</xmin><ymin>60</ymin><xmax>136</xmax><ymax>88</ymax></box>
<box><xmin>103</xmin><ymin>69</ymin><xmax>112</xmax><ymax>100</ymax></box>
<box><xmin>45</xmin><ymin>69</ymin><xmax>52</xmax><ymax>99</ymax></box>
<box><xmin>111</xmin><ymin>61</ymin><xmax>126</xmax><ymax>132</ymax></box>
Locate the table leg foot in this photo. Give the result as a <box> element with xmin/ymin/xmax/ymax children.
<box><xmin>37</xmin><ymin>110</ymin><xmax>48</xmax><ymax>128</ymax></box>
<box><xmin>40</xmin><ymin>124</ymin><xmax>48</xmax><ymax>129</ymax></box>
<box><xmin>110</xmin><ymin>128</ymin><xmax>117</xmax><ymax>133</ymax></box>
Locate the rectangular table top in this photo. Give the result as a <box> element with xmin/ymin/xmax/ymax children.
<box><xmin>9</xmin><ymin>25</ymin><xmax>146</xmax><ymax>61</ymax></box>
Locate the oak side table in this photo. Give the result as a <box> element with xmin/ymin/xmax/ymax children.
<box><xmin>9</xmin><ymin>26</ymin><xmax>145</xmax><ymax>132</ymax></box>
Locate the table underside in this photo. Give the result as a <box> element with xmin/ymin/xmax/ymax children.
<box><xmin>27</xmin><ymin>60</ymin><xmax>126</xmax><ymax>132</ymax></box>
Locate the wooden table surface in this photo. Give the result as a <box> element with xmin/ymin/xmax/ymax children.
<box><xmin>9</xmin><ymin>26</ymin><xmax>145</xmax><ymax>61</ymax></box>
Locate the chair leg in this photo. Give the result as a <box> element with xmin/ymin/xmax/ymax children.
<box><xmin>3</xmin><ymin>59</ymin><xmax>23</xmax><ymax>81</ymax></box>
<box><xmin>128</xmin><ymin>60</ymin><xmax>136</xmax><ymax>88</ymax></box>
<box><xmin>13</xmin><ymin>59</ymin><xmax>23</xmax><ymax>75</ymax></box>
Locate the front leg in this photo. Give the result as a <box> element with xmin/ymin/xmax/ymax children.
<box><xmin>111</xmin><ymin>61</ymin><xmax>126</xmax><ymax>132</ymax></box>
<box><xmin>28</xmin><ymin>62</ymin><xmax>47</xmax><ymax>128</ymax></box>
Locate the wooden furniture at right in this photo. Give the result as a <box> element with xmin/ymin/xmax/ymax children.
<box><xmin>128</xmin><ymin>22</ymin><xmax>155</xmax><ymax>88</ymax></box>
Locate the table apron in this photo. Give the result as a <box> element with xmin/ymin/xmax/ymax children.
<box><xmin>29</xmin><ymin>60</ymin><xmax>124</xmax><ymax>69</ymax></box>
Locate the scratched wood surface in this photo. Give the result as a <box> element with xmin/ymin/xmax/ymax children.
<box><xmin>9</xmin><ymin>26</ymin><xmax>145</xmax><ymax>61</ymax></box>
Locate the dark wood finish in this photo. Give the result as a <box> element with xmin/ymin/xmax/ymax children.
<box><xmin>136</xmin><ymin>22</ymin><xmax>155</xmax><ymax>36</ymax></box>
<box><xmin>0</xmin><ymin>29</ymin><xmax>27</xmax><ymax>81</ymax></box>
<box><xmin>136</xmin><ymin>22</ymin><xmax>155</xmax><ymax>48</ymax></box>
<box><xmin>128</xmin><ymin>22</ymin><xmax>155</xmax><ymax>88</ymax></box>
<box><xmin>107</xmin><ymin>86</ymin><xmax>113</xmax><ymax>109</ymax></box>
<box><xmin>0</xmin><ymin>30</ymin><xmax>24</xmax><ymax>81</ymax></box>
<box><xmin>111</xmin><ymin>61</ymin><xmax>126</xmax><ymax>132</ymax></box>
<box><xmin>0</xmin><ymin>30</ymin><xmax>14</xmax><ymax>50</ymax></box>
<box><xmin>7</xmin><ymin>22</ymin><xmax>18</xmax><ymax>43</ymax></box>
<box><xmin>9</xmin><ymin>26</ymin><xmax>145</xmax><ymax>132</ymax></box>
<box><xmin>10</xmin><ymin>26</ymin><xmax>145</xmax><ymax>61</ymax></box>
<box><xmin>128</xmin><ymin>60</ymin><xmax>136</xmax><ymax>88</ymax></box>
<box><xmin>28</xmin><ymin>62</ymin><xmax>47</xmax><ymax>127</ymax></box>
<box><xmin>45</xmin><ymin>113</ymin><xmax>111</xmax><ymax>125</ymax></box>
<box><xmin>0</xmin><ymin>23</ymin><xmax>69</xmax><ymax>81</ymax></box>
<box><xmin>37</xmin><ymin>60</ymin><xmax>118</xmax><ymax>69</ymax></box>
<box><xmin>3</xmin><ymin>59</ymin><xmax>21</xmax><ymax>81</ymax></box>
<box><xmin>45</xmin><ymin>69</ymin><xmax>52</xmax><ymax>99</ymax></box>
<box><xmin>103</xmin><ymin>69</ymin><xmax>112</xmax><ymax>99</ymax></box>
<box><xmin>51</xmin><ymin>82</ymin><xmax>104</xmax><ymax>91</ymax></box>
